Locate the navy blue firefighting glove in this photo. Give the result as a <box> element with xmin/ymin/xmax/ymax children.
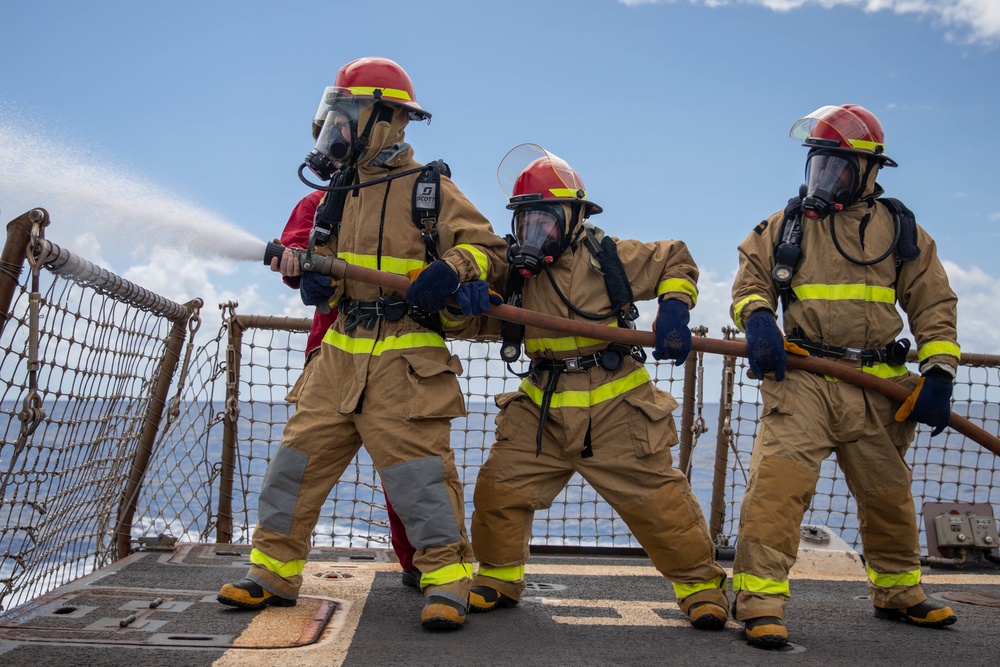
<box><xmin>895</xmin><ymin>368</ymin><xmax>953</xmax><ymax>436</ymax></box>
<box><xmin>744</xmin><ymin>310</ymin><xmax>787</xmax><ymax>381</ymax></box>
<box><xmin>652</xmin><ymin>298</ymin><xmax>692</xmax><ymax>365</ymax></box>
<box><xmin>406</xmin><ymin>260</ymin><xmax>460</xmax><ymax>313</ymax></box>
<box><xmin>299</xmin><ymin>272</ymin><xmax>335</xmax><ymax>306</ymax></box>
<box><xmin>451</xmin><ymin>281</ymin><xmax>502</xmax><ymax>316</ymax></box>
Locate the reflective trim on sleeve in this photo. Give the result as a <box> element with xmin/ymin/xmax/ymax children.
<box><xmin>250</xmin><ymin>548</ymin><xmax>306</xmax><ymax>578</ymax></box>
<box><xmin>657</xmin><ymin>278</ymin><xmax>698</xmax><ymax>306</ymax></box>
<box><xmin>453</xmin><ymin>243</ymin><xmax>489</xmax><ymax>281</ymax></box>
<box><xmin>732</xmin><ymin>572</ymin><xmax>790</xmax><ymax>597</ymax></box>
<box><xmin>733</xmin><ymin>295</ymin><xmax>771</xmax><ymax>331</ymax></box>
<box><xmin>791</xmin><ymin>283</ymin><xmax>896</xmax><ymax>303</ymax></box>
<box><xmin>477</xmin><ymin>564</ymin><xmax>526</xmax><ymax>582</ymax></box>
<box><xmin>672</xmin><ymin>575</ymin><xmax>726</xmax><ymax>600</ymax></box>
<box><xmin>338</xmin><ymin>251</ymin><xmax>426</xmax><ymax>276</ymax></box>
<box><xmin>421</xmin><ymin>562</ymin><xmax>475</xmax><ymax>588</ymax></box>
<box><xmin>866</xmin><ymin>564</ymin><xmax>921</xmax><ymax>589</ymax></box>
<box><xmin>917</xmin><ymin>341</ymin><xmax>961</xmax><ymax>361</ymax></box>
<box><xmin>322</xmin><ymin>329</ymin><xmax>446</xmax><ymax>355</ymax></box>
<box><xmin>519</xmin><ymin>368</ymin><xmax>650</xmax><ymax>409</ymax></box>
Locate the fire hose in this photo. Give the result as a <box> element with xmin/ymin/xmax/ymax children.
<box><xmin>264</xmin><ymin>242</ymin><xmax>1000</xmax><ymax>456</ymax></box>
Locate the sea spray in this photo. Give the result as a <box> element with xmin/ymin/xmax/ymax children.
<box><xmin>0</xmin><ymin>118</ymin><xmax>267</xmax><ymax>262</ymax></box>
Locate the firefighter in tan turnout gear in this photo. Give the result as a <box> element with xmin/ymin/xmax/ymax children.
<box><xmin>468</xmin><ymin>145</ymin><xmax>730</xmax><ymax>629</ymax></box>
<box><xmin>730</xmin><ymin>104</ymin><xmax>959</xmax><ymax>648</ymax></box>
<box><xmin>218</xmin><ymin>56</ymin><xmax>507</xmax><ymax>631</ymax></box>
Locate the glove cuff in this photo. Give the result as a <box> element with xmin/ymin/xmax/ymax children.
<box><xmin>923</xmin><ymin>366</ymin><xmax>955</xmax><ymax>383</ymax></box>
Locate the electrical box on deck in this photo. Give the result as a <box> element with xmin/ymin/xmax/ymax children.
<box><xmin>923</xmin><ymin>502</ymin><xmax>1000</xmax><ymax>568</ymax></box>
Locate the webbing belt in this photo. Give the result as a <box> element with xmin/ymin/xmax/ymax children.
<box><xmin>787</xmin><ymin>333</ymin><xmax>910</xmax><ymax>367</ymax></box>
<box><xmin>528</xmin><ymin>345</ymin><xmax>636</xmax><ymax>457</ymax></box>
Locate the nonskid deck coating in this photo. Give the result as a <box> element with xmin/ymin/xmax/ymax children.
<box><xmin>0</xmin><ymin>544</ymin><xmax>997</xmax><ymax>667</ymax></box>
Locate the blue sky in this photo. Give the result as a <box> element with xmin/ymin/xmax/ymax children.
<box><xmin>2</xmin><ymin>0</ymin><xmax>999</xmax><ymax>358</ymax></box>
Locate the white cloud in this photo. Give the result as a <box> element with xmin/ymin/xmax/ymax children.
<box><xmin>618</xmin><ymin>0</ymin><xmax>1000</xmax><ymax>46</ymax></box>
<box><xmin>942</xmin><ymin>260</ymin><xmax>1000</xmax><ymax>355</ymax></box>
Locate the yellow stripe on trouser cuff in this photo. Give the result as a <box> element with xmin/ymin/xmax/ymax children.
<box><xmin>453</xmin><ymin>244</ymin><xmax>489</xmax><ymax>281</ymax></box>
<box><xmin>323</xmin><ymin>329</ymin><xmax>446</xmax><ymax>354</ymax></box>
<box><xmin>866</xmin><ymin>565</ymin><xmax>921</xmax><ymax>588</ymax></box>
<box><xmin>732</xmin><ymin>573</ymin><xmax>790</xmax><ymax>597</ymax></box>
<box><xmin>250</xmin><ymin>548</ymin><xmax>305</xmax><ymax>578</ymax></box>
<box><xmin>918</xmin><ymin>341</ymin><xmax>961</xmax><ymax>361</ymax></box>
<box><xmin>477</xmin><ymin>565</ymin><xmax>525</xmax><ymax>582</ymax></box>
<box><xmin>657</xmin><ymin>278</ymin><xmax>698</xmax><ymax>306</ymax></box>
<box><xmin>519</xmin><ymin>368</ymin><xmax>651</xmax><ymax>408</ymax></box>
<box><xmin>421</xmin><ymin>563</ymin><xmax>475</xmax><ymax>587</ymax></box>
<box><xmin>673</xmin><ymin>576</ymin><xmax>725</xmax><ymax>599</ymax></box>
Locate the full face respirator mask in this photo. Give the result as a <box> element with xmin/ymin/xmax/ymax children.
<box><xmin>508</xmin><ymin>203</ymin><xmax>566</xmax><ymax>278</ymax></box>
<box><xmin>800</xmin><ymin>149</ymin><xmax>859</xmax><ymax>219</ymax></box>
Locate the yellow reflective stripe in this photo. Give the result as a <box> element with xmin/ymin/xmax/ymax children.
<box><xmin>548</xmin><ymin>187</ymin><xmax>584</xmax><ymax>198</ymax></box>
<box><xmin>323</xmin><ymin>329</ymin><xmax>446</xmax><ymax>354</ymax></box>
<box><xmin>477</xmin><ymin>565</ymin><xmax>525</xmax><ymax>582</ymax></box>
<box><xmin>862</xmin><ymin>363</ymin><xmax>909</xmax><ymax>379</ymax></box>
<box><xmin>338</xmin><ymin>252</ymin><xmax>426</xmax><ymax>276</ymax></box>
<box><xmin>421</xmin><ymin>562</ymin><xmax>474</xmax><ymax>587</ymax></box>
<box><xmin>672</xmin><ymin>576</ymin><xmax>726</xmax><ymax>600</ymax></box>
<box><xmin>249</xmin><ymin>548</ymin><xmax>305</xmax><ymax>578</ymax></box>
<box><xmin>519</xmin><ymin>368</ymin><xmax>650</xmax><ymax>409</ymax></box>
<box><xmin>347</xmin><ymin>85</ymin><xmax>412</xmax><ymax>101</ymax></box>
<box><xmin>657</xmin><ymin>278</ymin><xmax>698</xmax><ymax>306</ymax></box>
<box><xmin>732</xmin><ymin>573</ymin><xmax>790</xmax><ymax>597</ymax></box>
<box><xmin>439</xmin><ymin>311</ymin><xmax>466</xmax><ymax>327</ymax></box>
<box><xmin>733</xmin><ymin>295</ymin><xmax>771</xmax><ymax>331</ymax></box>
<box><xmin>847</xmin><ymin>138</ymin><xmax>884</xmax><ymax>152</ymax></box>
<box><xmin>866</xmin><ymin>564</ymin><xmax>921</xmax><ymax>588</ymax></box>
<box><xmin>918</xmin><ymin>341</ymin><xmax>961</xmax><ymax>361</ymax></box>
<box><xmin>525</xmin><ymin>329</ymin><xmax>617</xmax><ymax>354</ymax></box>
<box><xmin>454</xmin><ymin>243</ymin><xmax>489</xmax><ymax>281</ymax></box>
<box><xmin>792</xmin><ymin>283</ymin><xmax>896</xmax><ymax>303</ymax></box>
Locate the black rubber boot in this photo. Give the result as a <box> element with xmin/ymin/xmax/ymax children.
<box><xmin>401</xmin><ymin>569</ymin><xmax>422</xmax><ymax>589</ymax></box>
<box><xmin>421</xmin><ymin>594</ymin><xmax>467</xmax><ymax>631</ymax></box>
<box><xmin>874</xmin><ymin>598</ymin><xmax>957</xmax><ymax>628</ymax></box>
<box><xmin>744</xmin><ymin>616</ymin><xmax>788</xmax><ymax>648</ymax></box>
<box><xmin>687</xmin><ymin>601</ymin><xmax>728</xmax><ymax>630</ymax></box>
<box><xmin>469</xmin><ymin>585</ymin><xmax>519</xmax><ymax>613</ymax></box>
<box><xmin>217</xmin><ymin>578</ymin><xmax>296</xmax><ymax>610</ymax></box>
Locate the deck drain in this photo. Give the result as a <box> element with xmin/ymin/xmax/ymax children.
<box><xmin>524</xmin><ymin>582</ymin><xmax>567</xmax><ymax>593</ymax></box>
<box><xmin>314</xmin><ymin>571</ymin><xmax>355</xmax><ymax>580</ymax></box>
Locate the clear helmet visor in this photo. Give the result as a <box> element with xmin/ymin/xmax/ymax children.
<box><xmin>497</xmin><ymin>143</ymin><xmax>586</xmax><ymax>204</ymax></box>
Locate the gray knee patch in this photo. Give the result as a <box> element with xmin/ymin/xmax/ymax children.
<box><xmin>382</xmin><ymin>456</ymin><xmax>461</xmax><ymax>550</ymax></box>
<box><xmin>259</xmin><ymin>445</ymin><xmax>309</xmax><ymax>535</ymax></box>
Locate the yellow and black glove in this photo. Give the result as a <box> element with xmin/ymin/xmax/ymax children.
<box><xmin>894</xmin><ymin>368</ymin><xmax>954</xmax><ymax>436</ymax></box>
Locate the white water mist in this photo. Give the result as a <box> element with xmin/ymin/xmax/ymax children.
<box><xmin>0</xmin><ymin>118</ymin><xmax>266</xmax><ymax>262</ymax></box>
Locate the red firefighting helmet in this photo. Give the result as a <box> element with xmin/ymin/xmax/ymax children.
<box><xmin>789</xmin><ymin>104</ymin><xmax>897</xmax><ymax>167</ymax></box>
<box><xmin>498</xmin><ymin>143</ymin><xmax>602</xmax><ymax>215</ymax></box>
<box><xmin>328</xmin><ymin>56</ymin><xmax>430</xmax><ymax>122</ymax></box>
